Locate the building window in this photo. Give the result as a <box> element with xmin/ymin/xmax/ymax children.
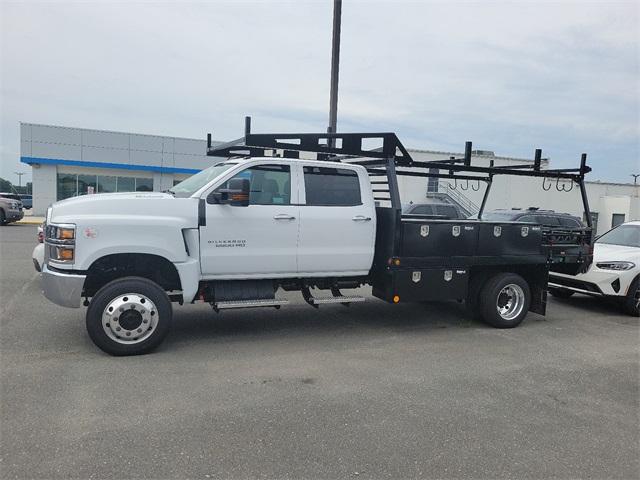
<box><xmin>77</xmin><ymin>174</ymin><xmax>97</xmax><ymax>196</ymax></box>
<box><xmin>135</xmin><ymin>177</ymin><xmax>153</xmax><ymax>192</ymax></box>
<box><xmin>57</xmin><ymin>174</ymin><xmax>77</xmax><ymax>201</ymax></box>
<box><xmin>117</xmin><ymin>177</ymin><xmax>135</xmax><ymax>192</ymax></box>
<box><xmin>612</xmin><ymin>213</ymin><xmax>625</xmax><ymax>228</ymax></box>
<box><xmin>97</xmin><ymin>176</ymin><xmax>117</xmax><ymax>193</ymax></box>
<box><xmin>57</xmin><ymin>173</ymin><xmax>153</xmax><ymax>200</ymax></box>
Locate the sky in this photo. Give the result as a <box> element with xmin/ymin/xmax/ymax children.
<box><xmin>1</xmin><ymin>0</ymin><xmax>638</xmax><ymax>185</ymax></box>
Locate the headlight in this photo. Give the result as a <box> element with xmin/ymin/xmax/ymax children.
<box><xmin>45</xmin><ymin>223</ymin><xmax>76</xmax><ymax>263</ymax></box>
<box><xmin>596</xmin><ymin>261</ymin><xmax>635</xmax><ymax>271</ymax></box>
<box><xmin>46</xmin><ymin>224</ymin><xmax>76</xmax><ymax>241</ymax></box>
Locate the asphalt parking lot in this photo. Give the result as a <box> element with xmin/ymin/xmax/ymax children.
<box><xmin>1</xmin><ymin>224</ymin><xmax>638</xmax><ymax>479</ymax></box>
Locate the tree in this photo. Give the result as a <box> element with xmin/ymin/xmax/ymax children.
<box><xmin>0</xmin><ymin>177</ymin><xmax>15</xmax><ymax>192</ymax></box>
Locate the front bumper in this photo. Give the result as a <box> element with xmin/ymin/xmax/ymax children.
<box><xmin>6</xmin><ymin>209</ymin><xmax>24</xmax><ymax>222</ymax></box>
<box><xmin>42</xmin><ymin>264</ymin><xmax>86</xmax><ymax>308</ymax></box>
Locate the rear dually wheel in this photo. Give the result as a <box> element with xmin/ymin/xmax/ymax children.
<box><xmin>479</xmin><ymin>272</ymin><xmax>531</xmax><ymax>328</ymax></box>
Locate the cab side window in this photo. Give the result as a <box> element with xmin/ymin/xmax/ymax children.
<box><xmin>220</xmin><ymin>165</ymin><xmax>290</xmax><ymax>205</ymax></box>
<box><xmin>303</xmin><ymin>166</ymin><xmax>361</xmax><ymax>206</ymax></box>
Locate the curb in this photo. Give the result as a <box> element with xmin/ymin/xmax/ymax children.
<box><xmin>15</xmin><ymin>218</ymin><xmax>45</xmax><ymax>225</ymax></box>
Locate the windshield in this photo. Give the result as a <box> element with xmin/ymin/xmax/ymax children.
<box><xmin>597</xmin><ymin>225</ymin><xmax>640</xmax><ymax>248</ymax></box>
<box><xmin>169</xmin><ymin>162</ymin><xmax>237</xmax><ymax>197</ymax></box>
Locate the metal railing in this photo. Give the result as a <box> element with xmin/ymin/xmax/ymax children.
<box><xmin>426</xmin><ymin>180</ymin><xmax>480</xmax><ymax>216</ymax></box>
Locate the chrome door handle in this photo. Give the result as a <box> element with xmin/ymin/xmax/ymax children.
<box><xmin>274</xmin><ymin>214</ymin><xmax>296</xmax><ymax>220</ymax></box>
<box><xmin>352</xmin><ymin>215</ymin><xmax>372</xmax><ymax>221</ymax></box>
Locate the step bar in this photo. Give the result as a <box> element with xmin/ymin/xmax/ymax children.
<box><xmin>214</xmin><ymin>298</ymin><xmax>290</xmax><ymax>310</ymax></box>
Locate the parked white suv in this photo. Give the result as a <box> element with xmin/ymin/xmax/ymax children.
<box><xmin>549</xmin><ymin>221</ymin><xmax>640</xmax><ymax>316</ymax></box>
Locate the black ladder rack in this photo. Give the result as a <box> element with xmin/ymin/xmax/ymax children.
<box><xmin>206</xmin><ymin>116</ymin><xmax>593</xmax><ymax>227</ymax></box>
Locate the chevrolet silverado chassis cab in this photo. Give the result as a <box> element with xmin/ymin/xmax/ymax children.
<box><xmin>41</xmin><ymin>125</ymin><xmax>594</xmax><ymax>355</ymax></box>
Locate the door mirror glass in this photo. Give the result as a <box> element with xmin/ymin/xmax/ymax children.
<box><xmin>208</xmin><ymin>178</ymin><xmax>250</xmax><ymax>206</ymax></box>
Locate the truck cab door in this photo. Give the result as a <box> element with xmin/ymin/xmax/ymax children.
<box><xmin>199</xmin><ymin>163</ymin><xmax>299</xmax><ymax>278</ymax></box>
<box><xmin>297</xmin><ymin>165</ymin><xmax>376</xmax><ymax>275</ymax></box>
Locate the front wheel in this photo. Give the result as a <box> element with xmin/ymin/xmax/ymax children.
<box><xmin>0</xmin><ymin>209</ymin><xmax>6</xmax><ymax>225</ymax></box>
<box><xmin>622</xmin><ymin>278</ymin><xmax>639</xmax><ymax>317</ymax></box>
<box><xmin>86</xmin><ymin>276</ymin><xmax>172</xmax><ymax>356</ymax></box>
<box><xmin>479</xmin><ymin>273</ymin><xmax>531</xmax><ymax>328</ymax></box>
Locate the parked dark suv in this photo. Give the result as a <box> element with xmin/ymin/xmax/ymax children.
<box><xmin>403</xmin><ymin>202</ymin><xmax>464</xmax><ymax>219</ymax></box>
<box><xmin>481</xmin><ymin>207</ymin><xmax>583</xmax><ymax>227</ymax></box>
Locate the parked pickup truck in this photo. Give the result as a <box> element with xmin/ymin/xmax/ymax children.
<box><xmin>40</xmin><ymin>124</ymin><xmax>594</xmax><ymax>355</ymax></box>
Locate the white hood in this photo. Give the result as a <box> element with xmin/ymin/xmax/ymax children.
<box><xmin>593</xmin><ymin>242</ymin><xmax>640</xmax><ymax>263</ymax></box>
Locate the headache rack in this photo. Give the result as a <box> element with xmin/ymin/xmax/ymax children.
<box><xmin>207</xmin><ymin>116</ymin><xmax>593</xmax><ymax>228</ymax></box>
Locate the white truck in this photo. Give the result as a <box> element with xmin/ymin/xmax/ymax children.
<box><xmin>40</xmin><ymin>123</ymin><xmax>594</xmax><ymax>355</ymax></box>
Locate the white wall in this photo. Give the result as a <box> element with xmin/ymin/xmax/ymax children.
<box><xmin>31</xmin><ymin>164</ymin><xmax>56</xmax><ymax>215</ymax></box>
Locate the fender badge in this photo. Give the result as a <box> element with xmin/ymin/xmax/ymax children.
<box><xmin>494</xmin><ymin>226</ymin><xmax>502</xmax><ymax>237</ymax></box>
<box><xmin>420</xmin><ymin>225</ymin><xmax>429</xmax><ymax>237</ymax></box>
<box><xmin>521</xmin><ymin>226</ymin><xmax>529</xmax><ymax>237</ymax></box>
<box><xmin>83</xmin><ymin>227</ymin><xmax>98</xmax><ymax>239</ymax></box>
<box><xmin>452</xmin><ymin>226</ymin><xmax>460</xmax><ymax>237</ymax></box>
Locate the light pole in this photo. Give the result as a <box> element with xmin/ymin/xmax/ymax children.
<box><xmin>14</xmin><ymin>172</ymin><xmax>24</xmax><ymax>188</ymax></box>
<box><xmin>632</xmin><ymin>174</ymin><xmax>639</xmax><ymax>186</ymax></box>
<box><xmin>328</xmin><ymin>0</ymin><xmax>342</xmax><ymax>147</ymax></box>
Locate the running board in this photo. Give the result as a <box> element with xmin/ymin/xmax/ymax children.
<box><xmin>214</xmin><ymin>298</ymin><xmax>289</xmax><ymax>311</ymax></box>
<box><xmin>301</xmin><ymin>287</ymin><xmax>365</xmax><ymax>308</ymax></box>
<box><xmin>310</xmin><ymin>296</ymin><xmax>366</xmax><ymax>305</ymax></box>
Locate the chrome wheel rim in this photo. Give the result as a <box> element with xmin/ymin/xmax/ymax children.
<box><xmin>496</xmin><ymin>284</ymin><xmax>525</xmax><ymax>320</ymax></box>
<box><xmin>102</xmin><ymin>293</ymin><xmax>158</xmax><ymax>345</ymax></box>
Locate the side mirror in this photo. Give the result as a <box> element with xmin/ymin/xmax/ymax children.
<box><xmin>207</xmin><ymin>178</ymin><xmax>250</xmax><ymax>207</ymax></box>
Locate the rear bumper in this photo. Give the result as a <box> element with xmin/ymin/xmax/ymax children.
<box><xmin>42</xmin><ymin>265</ymin><xmax>86</xmax><ymax>308</ymax></box>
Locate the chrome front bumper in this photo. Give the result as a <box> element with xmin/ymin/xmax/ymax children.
<box><xmin>42</xmin><ymin>264</ymin><xmax>86</xmax><ymax>308</ymax></box>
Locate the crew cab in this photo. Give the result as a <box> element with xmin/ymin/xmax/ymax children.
<box><xmin>40</xmin><ymin>125</ymin><xmax>594</xmax><ymax>355</ymax></box>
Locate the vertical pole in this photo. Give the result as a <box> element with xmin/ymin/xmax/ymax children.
<box><xmin>464</xmin><ymin>141</ymin><xmax>472</xmax><ymax>166</ymax></box>
<box><xmin>579</xmin><ymin>153</ymin><xmax>593</xmax><ymax>230</ymax></box>
<box><xmin>477</xmin><ymin>160</ymin><xmax>494</xmax><ymax>219</ymax></box>
<box><xmin>244</xmin><ymin>116</ymin><xmax>252</xmax><ymax>136</ymax></box>
<box><xmin>386</xmin><ymin>156</ymin><xmax>401</xmax><ymax>211</ymax></box>
<box><xmin>328</xmin><ymin>0</ymin><xmax>342</xmax><ymax>148</ymax></box>
<box><xmin>534</xmin><ymin>149</ymin><xmax>542</xmax><ymax>171</ymax></box>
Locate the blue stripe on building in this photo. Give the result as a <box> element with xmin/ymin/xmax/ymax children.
<box><xmin>20</xmin><ymin>156</ymin><xmax>202</xmax><ymax>175</ymax></box>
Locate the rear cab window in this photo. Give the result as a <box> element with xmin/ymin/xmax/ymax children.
<box><xmin>303</xmin><ymin>166</ymin><xmax>361</xmax><ymax>206</ymax></box>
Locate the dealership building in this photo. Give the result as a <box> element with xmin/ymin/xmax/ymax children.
<box><xmin>20</xmin><ymin>122</ymin><xmax>639</xmax><ymax>235</ymax></box>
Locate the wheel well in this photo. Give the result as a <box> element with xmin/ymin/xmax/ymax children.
<box><xmin>84</xmin><ymin>253</ymin><xmax>181</xmax><ymax>297</ymax></box>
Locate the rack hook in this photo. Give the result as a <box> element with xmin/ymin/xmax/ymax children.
<box><xmin>460</xmin><ymin>179</ymin><xmax>469</xmax><ymax>191</ymax></box>
<box><xmin>471</xmin><ymin>179</ymin><xmax>481</xmax><ymax>191</ymax></box>
<box><xmin>542</xmin><ymin>177</ymin><xmax>552</xmax><ymax>191</ymax></box>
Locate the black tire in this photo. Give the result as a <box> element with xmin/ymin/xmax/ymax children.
<box><xmin>86</xmin><ymin>276</ymin><xmax>172</xmax><ymax>356</ymax></box>
<box><xmin>622</xmin><ymin>278</ymin><xmax>639</xmax><ymax>317</ymax></box>
<box><xmin>548</xmin><ymin>287</ymin><xmax>575</xmax><ymax>299</ymax></box>
<box><xmin>0</xmin><ymin>209</ymin><xmax>6</xmax><ymax>225</ymax></box>
<box><xmin>479</xmin><ymin>272</ymin><xmax>531</xmax><ymax>328</ymax></box>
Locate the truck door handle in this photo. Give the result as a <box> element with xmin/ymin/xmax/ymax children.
<box><xmin>352</xmin><ymin>215</ymin><xmax>372</xmax><ymax>222</ymax></box>
<box><xmin>274</xmin><ymin>214</ymin><xmax>296</xmax><ymax>220</ymax></box>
